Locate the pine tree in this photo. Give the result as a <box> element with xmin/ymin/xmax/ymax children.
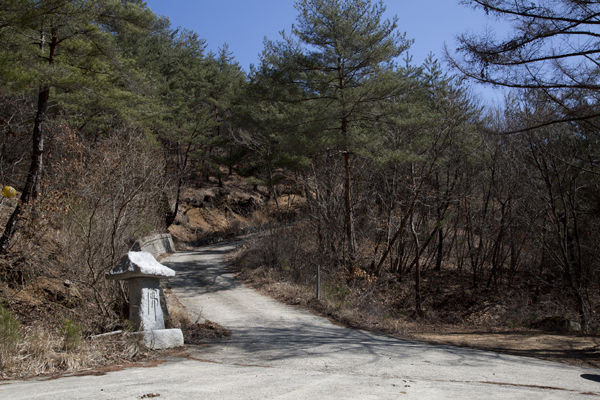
<box><xmin>0</xmin><ymin>0</ymin><xmax>158</xmax><ymax>252</ymax></box>
<box><xmin>263</xmin><ymin>0</ymin><xmax>411</xmax><ymax>263</ymax></box>
<box><xmin>451</xmin><ymin>0</ymin><xmax>600</xmax><ymax>129</ymax></box>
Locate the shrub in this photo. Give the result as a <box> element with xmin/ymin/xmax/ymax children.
<box><xmin>0</xmin><ymin>304</ymin><xmax>20</xmax><ymax>344</ymax></box>
<box><xmin>60</xmin><ymin>319</ymin><xmax>82</xmax><ymax>351</ymax></box>
<box><xmin>0</xmin><ymin>304</ymin><xmax>20</xmax><ymax>371</ymax></box>
<box><xmin>325</xmin><ymin>282</ymin><xmax>351</xmax><ymax>303</ymax></box>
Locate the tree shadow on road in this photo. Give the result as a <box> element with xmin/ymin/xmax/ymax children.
<box><xmin>201</xmin><ymin>321</ymin><xmax>557</xmax><ymax>372</ymax></box>
<box><xmin>162</xmin><ymin>244</ymin><xmax>599</xmax><ymax>375</ymax></box>
<box><xmin>163</xmin><ymin>248</ymin><xmax>240</xmax><ymax>295</ymax></box>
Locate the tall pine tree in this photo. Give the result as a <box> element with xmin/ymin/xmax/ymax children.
<box><xmin>0</xmin><ymin>0</ymin><xmax>158</xmax><ymax>252</ymax></box>
<box><xmin>263</xmin><ymin>0</ymin><xmax>411</xmax><ymax>263</ymax></box>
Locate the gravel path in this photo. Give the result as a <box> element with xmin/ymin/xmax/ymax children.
<box><xmin>2</xmin><ymin>242</ymin><xmax>599</xmax><ymax>399</ymax></box>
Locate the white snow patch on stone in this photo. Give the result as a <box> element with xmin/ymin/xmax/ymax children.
<box><xmin>107</xmin><ymin>251</ymin><xmax>175</xmax><ymax>279</ymax></box>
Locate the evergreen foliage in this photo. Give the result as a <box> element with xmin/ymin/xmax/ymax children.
<box><xmin>0</xmin><ymin>0</ymin><xmax>597</xmax><ymax>335</ymax></box>
<box><xmin>255</xmin><ymin>0</ymin><xmax>413</xmax><ymax>262</ymax></box>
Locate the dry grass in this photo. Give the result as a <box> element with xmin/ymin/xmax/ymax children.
<box><xmin>0</xmin><ymin>277</ymin><xmax>145</xmax><ymax>379</ymax></box>
<box><xmin>0</xmin><ymin>323</ymin><xmax>144</xmax><ymax>379</ymax></box>
<box><xmin>0</xmin><ymin>287</ymin><xmax>232</xmax><ymax>379</ymax></box>
<box><xmin>232</xmin><ymin>236</ymin><xmax>600</xmax><ymax>369</ymax></box>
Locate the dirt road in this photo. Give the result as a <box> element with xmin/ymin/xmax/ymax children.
<box><xmin>2</xmin><ymin>242</ymin><xmax>599</xmax><ymax>399</ymax></box>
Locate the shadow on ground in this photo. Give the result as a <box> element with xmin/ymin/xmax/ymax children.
<box><xmin>164</xmin><ymin>247</ymin><xmax>240</xmax><ymax>295</ymax></box>
<box><xmin>581</xmin><ymin>374</ymin><xmax>600</xmax><ymax>383</ymax></box>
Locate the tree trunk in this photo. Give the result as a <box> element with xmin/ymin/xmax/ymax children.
<box><xmin>166</xmin><ymin>142</ymin><xmax>191</xmax><ymax>227</ymax></box>
<box><xmin>165</xmin><ymin>175</ymin><xmax>182</xmax><ymax>227</ymax></box>
<box><xmin>0</xmin><ymin>85</ymin><xmax>49</xmax><ymax>253</ymax></box>
<box><xmin>410</xmin><ymin>218</ymin><xmax>423</xmax><ymax>317</ymax></box>
<box><xmin>343</xmin><ymin>150</ymin><xmax>356</xmax><ymax>264</ymax></box>
<box><xmin>0</xmin><ymin>28</ymin><xmax>57</xmax><ymax>254</ymax></box>
<box><xmin>337</xmin><ymin>55</ymin><xmax>356</xmax><ymax>266</ymax></box>
<box><xmin>267</xmin><ymin>162</ymin><xmax>279</xmax><ymax>210</ymax></box>
<box><xmin>435</xmin><ymin>228</ymin><xmax>443</xmax><ymax>271</ymax></box>
<box><xmin>566</xmin><ymin>223</ymin><xmax>588</xmax><ymax>332</ymax></box>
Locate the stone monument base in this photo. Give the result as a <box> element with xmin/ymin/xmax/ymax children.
<box><xmin>140</xmin><ymin>329</ymin><xmax>184</xmax><ymax>350</ymax></box>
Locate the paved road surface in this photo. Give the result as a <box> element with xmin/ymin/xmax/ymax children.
<box><xmin>2</xmin><ymin>242</ymin><xmax>599</xmax><ymax>399</ymax></box>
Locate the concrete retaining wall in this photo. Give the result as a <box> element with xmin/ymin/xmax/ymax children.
<box><xmin>131</xmin><ymin>233</ymin><xmax>176</xmax><ymax>257</ymax></box>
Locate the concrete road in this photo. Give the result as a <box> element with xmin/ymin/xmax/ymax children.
<box><xmin>2</xmin><ymin>242</ymin><xmax>599</xmax><ymax>399</ymax></box>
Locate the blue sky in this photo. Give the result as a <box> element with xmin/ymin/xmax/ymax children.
<box><xmin>144</xmin><ymin>0</ymin><xmax>510</xmax><ymax>104</ymax></box>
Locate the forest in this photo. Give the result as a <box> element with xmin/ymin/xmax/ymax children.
<box><xmin>0</xmin><ymin>0</ymin><xmax>598</xmax><ymax>376</ymax></box>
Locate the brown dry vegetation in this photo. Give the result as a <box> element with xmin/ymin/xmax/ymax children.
<box><xmin>0</xmin><ymin>323</ymin><xmax>147</xmax><ymax>380</ymax></box>
<box><xmin>0</xmin><ymin>144</ymin><xmax>270</xmax><ymax>379</ymax></box>
<box><xmin>0</xmin><ymin>264</ymin><xmax>230</xmax><ymax>379</ymax></box>
<box><xmin>0</xmin><ymin>126</ymin><xmax>175</xmax><ymax>378</ymax></box>
<box><xmin>0</xmin><ymin>128</ymin><xmax>222</xmax><ymax>379</ymax></box>
<box><xmin>232</xmin><ymin>227</ymin><xmax>600</xmax><ymax>368</ymax></box>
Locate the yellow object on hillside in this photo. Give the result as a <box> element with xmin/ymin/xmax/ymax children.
<box><xmin>1</xmin><ymin>186</ymin><xmax>17</xmax><ymax>199</ymax></box>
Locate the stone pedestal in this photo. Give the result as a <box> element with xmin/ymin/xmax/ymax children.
<box><xmin>128</xmin><ymin>277</ymin><xmax>165</xmax><ymax>331</ymax></box>
<box><xmin>143</xmin><ymin>329</ymin><xmax>185</xmax><ymax>350</ymax></box>
<box><xmin>107</xmin><ymin>251</ymin><xmax>183</xmax><ymax>349</ymax></box>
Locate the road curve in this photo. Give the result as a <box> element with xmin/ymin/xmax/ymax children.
<box><xmin>1</xmin><ymin>242</ymin><xmax>599</xmax><ymax>399</ymax></box>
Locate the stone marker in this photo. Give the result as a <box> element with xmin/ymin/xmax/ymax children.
<box><xmin>107</xmin><ymin>251</ymin><xmax>183</xmax><ymax>349</ymax></box>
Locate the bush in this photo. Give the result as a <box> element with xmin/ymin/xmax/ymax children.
<box><xmin>325</xmin><ymin>282</ymin><xmax>351</xmax><ymax>303</ymax></box>
<box><xmin>0</xmin><ymin>304</ymin><xmax>20</xmax><ymax>344</ymax></box>
<box><xmin>0</xmin><ymin>304</ymin><xmax>20</xmax><ymax>371</ymax></box>
<box><xmin>60</xmin><ymin>319</ymin><xmax>82</xmax><ymax>351</ymax></box>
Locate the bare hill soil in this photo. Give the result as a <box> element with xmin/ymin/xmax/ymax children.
<box><xmin>168</xmin><ymin>175</ymin><xmax>266</xmax><ymax>247</ymax></box>
<box><xmin>167</xmin><ymin>174</ymin><xmax>301</xmax><ymax>247</ymax></box>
